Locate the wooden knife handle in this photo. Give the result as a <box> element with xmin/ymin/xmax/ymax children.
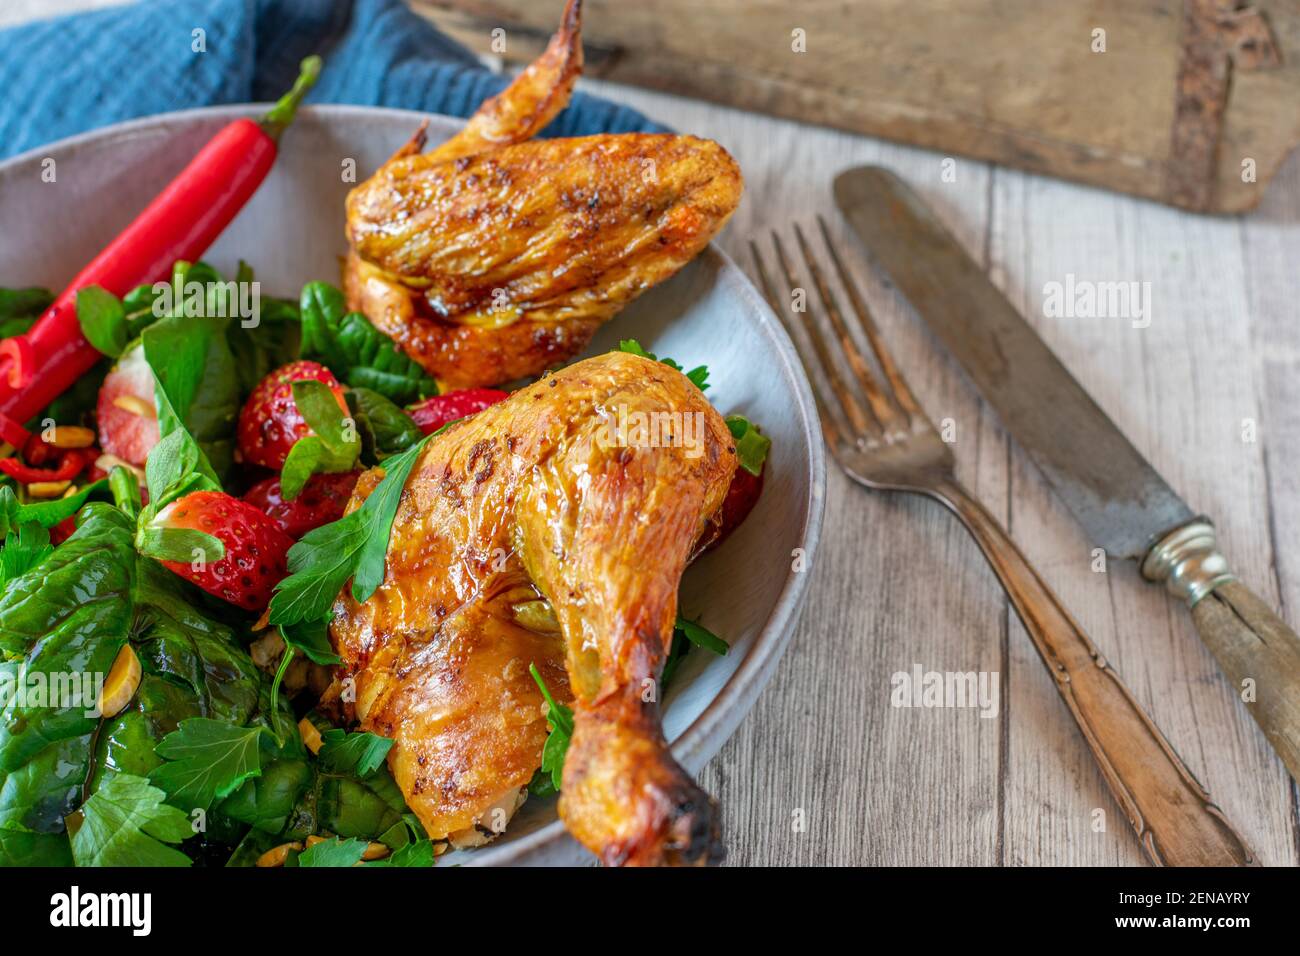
<box><xmin>1144</xmin><ymin>521</ymin><xmax>1300</xmax><ymax>784</ymax></box>
<box><xmin>934</xmin><ymin>479</ymin><xmax>1256</xmax><ymax>866</ymax></box>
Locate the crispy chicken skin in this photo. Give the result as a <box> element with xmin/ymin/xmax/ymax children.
<box><xmin>343</xmin><ymin>133</ymin><xmax>741</xmax><ymax>388</ymax></box>
<box><xmin>341</xmin><ymin>0</ymin><xmax>743</xmax><ymax>388</ymax></box>
<box><xmin>330</xmin><ymin>351</ymin><xmax>736</xmax><ymax>864</ymax></box>
<box><xmin>426</xmin><ymin>0</ymin><xmax>583</xmax><ymax>164</ymax></box>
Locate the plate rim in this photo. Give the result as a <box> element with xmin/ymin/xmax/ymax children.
<box><xmin>0</xmin><ymin>103</ymin><xmax>827</xmax><ymax>865</ymax></box>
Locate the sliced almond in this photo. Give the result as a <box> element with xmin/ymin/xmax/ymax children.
<box><xmin>361</xmin><ymin>842</ymin><xmax>390</xmax><ymax>861</ymax></box>
<box><xmin>256</xmin><ymin>842</ymin><xmax>303</xmax><ymax>868</ymax></box>
<box><xmin>95</xmin><ymin>454</ymin><xmax>146</xmax><ymax>481</ymax></box>
<box><xmin>298</xmin><ymin>717</ymin><xmax>324</xmax><ymax>755</ymax></box>
<box><xmin>50</xmin><ymin>425</ymin><xmax>96</xmax><ymax>449</ymax></box>
<box><xmin>112</xmin><ymin>394</ymin><xmax>157</xmax><ymax>419</ymax></box>
<box><xmin>97</xmin><ymin>644</ymin><xmax>141</xmax><ymax>717</ymax></box>
<box><xmin>27</xmin><ymin>479</ymin><xmax>72</xmax><ymax>499</ymax></box>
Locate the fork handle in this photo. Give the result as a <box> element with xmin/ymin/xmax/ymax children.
<box><xmin>931</xmin><ymin>477</ymin><xmax>1255</xmax><ymax>867</ymax></box>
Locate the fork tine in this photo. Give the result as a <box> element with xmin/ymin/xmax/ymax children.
<box><xmin>793</xmin><ymin>223</ymin><xmax>905</xmax><ymax>433</ymax></box>
<box><xmin>816</xmin><ymin>215</ymin><xmax>923</xmax><ymax>421</ymax></box>
<box><xmin>769</xmin><ymin>232</ymin><xmax>879</xmax><ymax>441</ymax></box>
<box><xmin>749</xmin><ymin>240</ymin><xmax>844</xmax><ymax>448</ymax></box>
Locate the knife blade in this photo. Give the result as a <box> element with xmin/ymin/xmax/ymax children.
<box><xmin>835</xmin><ymin>165</ymin><xmax>1300</xmax><ymax>782</ymax></box>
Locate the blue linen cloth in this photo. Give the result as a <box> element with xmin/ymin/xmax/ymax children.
<box><xmin>0</xmin><ymin>0</ymin><xmax>662</xmax><ymax>160</ymax></box>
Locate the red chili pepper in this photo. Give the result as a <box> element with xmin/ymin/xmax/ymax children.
<box><xmin>0</xmin><ymin>57</ymin><xmax>322</xmax><ymax>444</ymax></box>
<box><xmin>0</xmin><ymin>447</ymin><xmax>88</xmax><ymax>484</ymax></box>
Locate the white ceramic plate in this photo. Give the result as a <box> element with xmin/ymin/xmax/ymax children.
<box><xmin>0</xmin><ymin>105</ymin><xmax>825</xmax><ymax>865</ymax></box>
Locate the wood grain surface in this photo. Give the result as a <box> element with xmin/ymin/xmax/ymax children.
<box><xmin>416</xmin><ymin>0</ymin><xmax>1300</xmax><ymax>214</ymax></box>
<box><xmin>8</xmin><ymin>0</ymin><xmax>1299</xmax><ymax>866</ymax></box>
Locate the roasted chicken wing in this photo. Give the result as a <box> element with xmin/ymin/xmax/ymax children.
<box><xmin>341</xmin><ymin>0</ymin><xmax>743</xmax><ymax>389</ymax></box>
<box><xmin>330</xmin><ymin>351</ymin><xmax>736</xmax><ymax>864</ymax></box>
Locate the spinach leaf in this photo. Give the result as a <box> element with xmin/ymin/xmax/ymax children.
<box><xmin>0</xmin><ymin>505</ymin><xmax>271</xmax><ymax>865</ymax></box>
<box><xmin>141</xmin><ymin>312</ymin><xmax>239</xmax><ymax>482</ymax></box>
<box><xmin>0</xmin><ymin>506</ymin><xmax>136</xmax><ymax>865</ymax></box>
<box><xmin>70</xmin><ymin>773</ymin><xmax>193</xmax><ymax>867</ymax></box>
<box><xmin>76</xmin><ymin>286</ymin><xmax>129</xmax><ymax>358</ymax></box>
<box><xmin>0</xmin><ymin>479</ymin><xmax>111</xmax><ymax>537</ymax></box>
<box><xmin>347</xmin><ymin>387</ymin><xmax>423</xmax><ymax>460</ymax></box>
<box><xmin>227</xmin><ymin>297</ymin><xmax>302</xmax><ymax>395</ymax></box>
<box><xmin>299</xmin><ymin>282</ymin><xmax>436</xmax><ymax>404</ymax></box>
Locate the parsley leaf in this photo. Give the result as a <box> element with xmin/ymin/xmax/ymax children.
<box><xmin>367</xmin><ymin>839</ymin><xmax>436</xmax><ymax>867</ymax></box>
<box><xmin>529</xmin><ymin>664</ymin><xmax>574</xmax><ymax>793</ymax></box>
<box><xmin>279</xmin><ymin>379</ymin><xmax>362</xmax><ymax>500</ymax></box>
<box><xmin>268</xmin><ymin>432</ymin><xmax>433</xmax><ymax>626</ymax></box>
<box><xmin>318</xmin><ymin>728</ymin><xmax>394</xmax><ymax>778</ymax></box>
<box><xmin>148</xmin><ymin>718</ymin><xmax>265</xmax><ymax>812</ymax></box>
<box><xmin>71</xmin><ymin>773</ymin><xmax>193</xmax><ymax>867</ymax></box>
<box><xmin>617</xmin><ymin>339</ymin><xmax>709</xmax><ymax>391</ymax></box>
<box><xmin>298</xmin><ymin>836</ymin><xmax>368</xmax><ymax>868</ymax></box>
<box><xmin>278</xmin><ymin>617</ymin><xmax>341</xmax><ymax>666</ymax></box>
<box><xmin>725</xmin><ymin>415</ymin><xmax>771</xmax><ymax>476</ymax></box>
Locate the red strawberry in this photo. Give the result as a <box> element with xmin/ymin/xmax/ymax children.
<box><xmin>408</xmin><ymin>388</ymin><xmax>509</xmax><ymax>435</ymax></box>
<box><xmin>96</xmin><ymin>342</ymin><xmax>160</xmax><ymax>467</ymax></box>
<box><xmin>237</xmin><ymin>360</ymin><xmax>348</xmax><ymax>470</ymax></box>
<box><xmin>243</xmin><ymin>470</ymin><xmax>362</xmax><ymax>539</ymax></box>
<box><xmin>709</xmin><ymin>466</ymin><xmax>765</xmax><ymax>550</ymax></box>
<box><xmin>153</xmin><ymin>491</ymin><xmax>293</xmax><ymax>612</ymax></box>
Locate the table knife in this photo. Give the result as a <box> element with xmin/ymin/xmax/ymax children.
<box><xmin>834</xmin><ymin>166</ymin><xmax>1300</xmax><ymax>784</ymax></box>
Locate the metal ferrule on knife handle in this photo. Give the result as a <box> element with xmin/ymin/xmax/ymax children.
<box><xmin>1144</xmin><ymin>521</ymin><xmax>1300</xmax><ymax>781</ymax></box>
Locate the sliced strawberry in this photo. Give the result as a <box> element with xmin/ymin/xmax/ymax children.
<box><xmin>96</xmin><ymin>342</ymin><xmax>160</xmax><ymax>467</ymax></box>
<box><xmin>50</xmin><ymin>516</ymin><xmax>78</xmax><ymax>546</ymax></box>
<box><xmin>243</xmin><ymin>470</ymin><xmax>361</xmax><ymax>539</ymax></box>
<box><xmin>237</xmin><ymin>360</ymin><xmax>348</xmax><ymax>471</ymax></box>
<box><xmin>709</xmin><ymin>466</ymin><xmax>765</xmax><ymax>550</ymax></box>
<box><xmin>408</xmin><ymin>388</ymin><xmax>509</xmax><ymax>435</ymax></box>
<box><xmin>153</xmin><ymin>490</ymin><xmax>293</xmax><ymax>612</ymax></box>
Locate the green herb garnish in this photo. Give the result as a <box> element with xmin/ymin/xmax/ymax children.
<box><xmin>318</xmin><ymin>729</ymin><xmax>395</xmax><ymax>778</ymax></box>
<box><xmin>278</xmin><ymin>379</ymin><xmax>362</xmax><ymax>500</ymax></box>
<box><xmin>70</xmin><ymin>774</ymin><xmax>193</xmax><ymax>868</ymax></box>
<box><xmin>529</xmin><ymin>663</ymin><xmax>574</xmax><ymax>793</ymax></box>
<box><xmin>268</xmin><ymin>432</ymin><xmax>433</xmax><ymax>626</ymax></box>
<box><xmin>149</xmin><ymin>718</ymin><xmax>265</xmax><ymax>812</ymax></box>
<box><xmin>725</xmin><ymin>415</ymin><xmax>771</xmax><ymax>476</ymax></box>
<box><xmin>618</xmin><ymin>339</ymin><xmax>710</xmax><ymax>391</ymax></box>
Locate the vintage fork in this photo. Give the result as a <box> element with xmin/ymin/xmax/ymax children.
<box><xmin>750</xmin><ymin>218</ymin><xmax>1255</xmax><ymax>867</ymax></box>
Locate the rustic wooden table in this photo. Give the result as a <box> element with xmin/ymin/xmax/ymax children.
<box><xmin>9</xmin><ymin>0</ymin><xmax>1298</xmax><ymax>866</ymax></box>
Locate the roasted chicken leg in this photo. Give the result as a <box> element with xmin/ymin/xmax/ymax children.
<box><xmin>330</xmin><ymin>351</ymin><xmax>736</xmax><ymax>864</ymax></box>
<box><xmin>342</xmin><ymin>0</ymin><xmax>743</xmax><ymax>389</ymax></box>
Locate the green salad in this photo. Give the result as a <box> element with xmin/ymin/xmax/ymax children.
<box><xmin>0</xmin><ymin>261</ymin><xmax>763</xmax><ymax>867</ymax></box>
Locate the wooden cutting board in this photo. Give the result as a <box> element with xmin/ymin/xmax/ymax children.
<box><xmin>413</xmin><ymin>0</ymin><xmax>1300</xmax><ymax>214</ymax></box>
